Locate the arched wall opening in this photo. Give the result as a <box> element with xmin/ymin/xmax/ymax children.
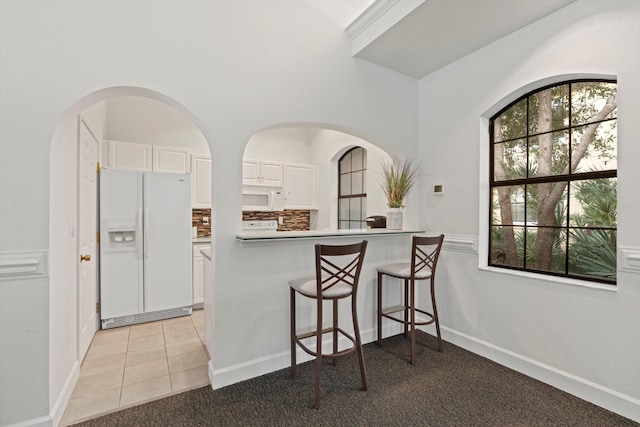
<box><xmin>48</xmin><ymin>86</ymin><xmax>213</xmax><ymax>418</ymax></box>
<box><xmin>242</xmin><ymin>123</ymin><xmax>398</xmax><ymax>232</ymax></box>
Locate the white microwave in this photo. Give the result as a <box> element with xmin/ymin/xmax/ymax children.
<box><xmin>242</xmin><ymin>189</ymin><xmax>285</xmax><ymax>211</ymax></box>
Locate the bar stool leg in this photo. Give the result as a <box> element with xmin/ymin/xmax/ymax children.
<box><xmin>377</xmin><ymin>271</ymin><xmax>383</xmax><ymax>345</ymax></box>
<box><xmin>410</xmin><ymin>279</ymin><xmax>416</xmax><ymax>365</ymax></box>
<box><xmin>431</xmin><ymin>277</ymin><xmax>443</xmax><ymax>352</ymax></box>
<box><xmin>332</xmin><ymin>299</ymin><xmax>338</xmax><ymax>366</ymax></box>
<box><xmin>403</xmin><ymin>278</ymin><xmax>409</xmax><ymax>337</ymax></box>
<box><xmin>314</xmin><ymin>295</ymin><xmax>323</xmax><ymax>409</ymax></box>
<box><xmin>290</xmin><ymin>288</ymin><xmax>298</xmax><ymax>378</ymax></box>
<box><xmin>352</xmin><ymin>295</ymin><xmax>368</xmax><ymax>391</ymax></box>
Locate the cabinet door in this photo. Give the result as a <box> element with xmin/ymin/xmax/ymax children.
<box><xmin>192</xmin><ymin>155</ymin><xmax>212</xmax><ymax>208</ymax></box>
<box><xmin>242</xmin><ymin>159</ymin><xmax>261</xmax><ymax>185</ymax></box>
<box><xmin>261</xmin><ymin>161</ymin><xmax>284</xmax><ymax>186</ymax></box>
<box><xmin>153</xmin><ymin>146</ymin><xmax>191</xmax><ymax>173</ymax></box>
<box><xmin>284</xmin><ymin>163</ymin><xmax>317</xmax><ymax>209</ymax></box>
<box><xmin>108</xmin><ymin>140</ymin><xmax>152</xmax><ymax>171</ymax></box>
<box><xmin>192</xmin><ymin>244</ymin><xmax>210</xmax><ymax>306</ymax></box>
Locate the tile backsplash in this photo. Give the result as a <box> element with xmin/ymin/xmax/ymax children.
<box><xmin>192</xmin><ymin>209</ymin><xmax>211</xmax><ymax>237</ymax></box>
<box><xmin>242</xmin><ymin>210</ymin><xmax>310</xmax><ymax>231</ymax></box>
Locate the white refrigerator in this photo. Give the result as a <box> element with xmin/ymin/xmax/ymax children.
<box><xmin>99</xmin><ymin>169</ymin><xmax>193</xmax><ymax>329</ymax></box>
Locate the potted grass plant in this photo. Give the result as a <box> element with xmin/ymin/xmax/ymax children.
<box><xmin>380</xmin><ymin>158</ymin><xmax>419</xmax><ymax>229</ymax></box>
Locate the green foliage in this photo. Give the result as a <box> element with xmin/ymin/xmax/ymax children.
<box><xmin>568</xmin><ymin>178</ymin><xmax>617</xmax><ymax>279</ymax></box>
<box><xmin>380</xmin><ymin>158</ymin><xmax>419</xmax><ymax>208</ymax></box>
<box><xmin>572</xmin><ymin>178</ymin><xmax>617</xmax><ymax>227</ymax></box>
<box><xmin>569</xmin><ymin>229</ymin><xmax>617</xmax><ymax>279</ymax></box>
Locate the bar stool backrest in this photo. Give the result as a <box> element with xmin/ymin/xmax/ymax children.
<box><xmin>411</xmin><ymin>235</ymin><xmax>444</xmax><ymax>281</ymax></box>
<box><xmin>315</xmin><ymin>241</ymin><xmax>368</xmax><ymax>299</ymax></box>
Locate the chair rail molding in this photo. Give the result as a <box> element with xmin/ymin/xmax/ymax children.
<box><xmin>431</xmin><ymin>234</ymin><xmax>477</xmax><ymax>254</ymax></box>
<box><xmin>0</xmin><ymin>250</ymin><xmax>48</xmax><ymax>281</ymax></box>
<box><xmin>620</xmin><ymin>246</ymin><xmax>640</xmax><ymax>274</ymax></box>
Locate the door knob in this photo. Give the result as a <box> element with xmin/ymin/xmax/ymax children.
<box><xmin>80</xmin><ymin>254</ymin><xmax>91</xmax><ymax>262</ymax></box>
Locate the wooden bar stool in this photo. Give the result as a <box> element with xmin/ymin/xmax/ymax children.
<box><xmin>376</xmin><ymin>234</ymin><xmax>444</xmax><ymax>365</ymax></box>
<box><xmin>289</xmin><ymin>240</ymin><xmax>368</xmax><ymax>409</ymax></box>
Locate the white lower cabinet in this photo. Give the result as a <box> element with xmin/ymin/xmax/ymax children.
<box><xmin>192</xmin><ymin>243</ymin><xmax>210</xmax><ymax>307</ymax></box>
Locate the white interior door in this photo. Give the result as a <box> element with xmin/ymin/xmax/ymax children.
<box><xmin>78</xmin><ymin>120</ymin><xmax>98</xmax><ymax>360</ymax></box>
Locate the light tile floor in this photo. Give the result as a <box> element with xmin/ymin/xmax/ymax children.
<box><xmin>61</xmin><ymin>309</ymin><xmax>209</xmax><ymax>426</ymax></box>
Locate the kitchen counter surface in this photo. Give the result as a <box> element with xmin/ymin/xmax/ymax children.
<box><xmin>193</xmin><ymin>236</ymin><xmax>211</xmax><ymax>243</ymax></box>
<box><xmin>236</xmin><ymin>228</ymin><xmax>425</xmax><ymax>246</ymax></box>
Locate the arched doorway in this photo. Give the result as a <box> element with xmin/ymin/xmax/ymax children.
<box><xmin>49</xmin><ymin>86</ymin><xmax>214</xmax><ymax>424</ymax></box>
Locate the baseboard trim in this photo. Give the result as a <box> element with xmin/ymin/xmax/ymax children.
<box><xmin>210</xmin><ymin>323</ymin><xmax>403</xmax><ymax>390</ymax></box>
<box><xmin>49</xmin><ymin>361</ymin><xmax>80</xmax><ymax>427</ymax></box>
<box><xmin>440</xmin><ymin>326</ymin><xmax>640</xmax><ymax>423</ymax></box>
<box><xmin>5</xmin><ymin>415</ymin><xmax>52</xmax><ymax>427</ymax></box>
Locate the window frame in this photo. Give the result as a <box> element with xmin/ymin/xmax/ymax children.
<box><xmin>488</xmin><ymin>79</ymin><xmax>617</xmax><ymax>285</ymax></box>
<box><xmin>338</xmin><ymin>147</ymin><xmax>367</xmax><ymax>230</ymax></box>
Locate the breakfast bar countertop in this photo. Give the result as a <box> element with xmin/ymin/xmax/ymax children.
<box><xmin>236</xmin><ymin>228</ymin><xmax>426</xmax><ymax>246</ymax></box>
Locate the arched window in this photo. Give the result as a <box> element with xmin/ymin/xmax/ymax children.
<box><xmin>490</xmin><ymin>80</ymin><xmax>617</xmax><ymax>284</ymax></box>
<box><xmin>338</xmin><ymin>147</ymin><xmax>367</xmax><ymax>229</ymax></box>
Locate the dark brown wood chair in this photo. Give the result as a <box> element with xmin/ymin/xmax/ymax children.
<box><xmin>289</xmin><ymin>240</ymin><xmax>368</xmax><ymax>409</ymax></box>
<box><xmin>376</xmin><ymin>234</ymin><xmax>445</xmax><ymax>365</ymax></box>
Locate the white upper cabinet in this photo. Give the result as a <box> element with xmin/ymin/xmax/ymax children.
<box><xmin>191</xmin><ymin>155</ymin><xmax>212</xmax><ymax>208</ymax></box>
<box><xmin>107</xmin><ymin>140</ymin><xmax>192</xmax><ymax>174</ymax></box>
<box><xmin>283</xmin><ymin>163</ymin><xmax>317</xmax><ymax>209</ymax></box>
<box><xmin>108</xmin><ymin>140</ymin><xmax>152</xmax><ymax>171</ymax></box>
<box><xmin>153</xmin><ymin>146</ymin><xmax>191</xmax><ymax>174</ymax></box>
<box><xmin>242</xmin><ymin>159</ymin><xmax>283</xmax><ymax>186</ymax></box>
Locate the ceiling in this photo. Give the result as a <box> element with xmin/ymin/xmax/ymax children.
<box><xmin>348</xmin><ymin>0</ymin><xmax>577</xmax><ymax>79</ymax></box>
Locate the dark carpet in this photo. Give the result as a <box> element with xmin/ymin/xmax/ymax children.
<box><xmin>74</xmin><ymin>332</ymin><xmax>638</xmax><ymax>426</ymax></box>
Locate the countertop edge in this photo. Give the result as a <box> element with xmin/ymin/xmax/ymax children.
<box><xmin>236</xmin><ymin>229</ymin><xmax>426</xmax><ymax>247</ymax></box>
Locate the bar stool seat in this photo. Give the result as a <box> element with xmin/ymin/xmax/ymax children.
<box><xmin>290</xmin><ymin>240</ymin><xmax>368</xmax><ymax>409</ymax></box>
<box><xmin>376</xmin><ymin>263</ymin><xmax>433</xmax><ymax>280</ymax></box>
<box><xmin>289</xmin><ymin>276</ymin><xmax>353</xmax><ymax>298</ymax></box>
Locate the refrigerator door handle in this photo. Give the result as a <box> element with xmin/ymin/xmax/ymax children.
<box><xmin>137</xmin><ymin>208</ymin><xmax>144</xmax><ymax>260</ymax></box>
<box><xmin>144</xmin><ymin>207</ymin><xmax>150</xmax><ymax>260</ymax></box>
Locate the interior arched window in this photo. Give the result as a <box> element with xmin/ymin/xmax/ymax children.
<box><xmin>490</xmin><ymin>80</ymin><xmax>617</xmax><ymax>284</ymax></box>
<box><xmin>338</xmin><ymin>147</ymin><xmax>367</xmax><ymax>229</ymax></box>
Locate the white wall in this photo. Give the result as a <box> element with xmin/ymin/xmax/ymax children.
<box><xmin>0</xmin><ymin>1</ymin><xmax>417</xmax><ymax>425</ymax></box>
<box><xmin>245</xmin><ymin>127</ymin><xmax>313</xmax><ymax>163</ymax></box>
<box><xmin>418</xmin><ymin>0</ymin><xmax>640</xmax><ymax>419</ymax></box>
<box><xmin>105</xmin><ymin>96</ymin><xmax>210</xmax><ymax>156</ymax></box>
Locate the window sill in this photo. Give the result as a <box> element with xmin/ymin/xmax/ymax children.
<box><xmin>478</xmin><ymin>265</ymin><xmax>618</xmax><ymax>292</ymax></box>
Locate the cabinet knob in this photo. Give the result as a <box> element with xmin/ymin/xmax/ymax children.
<box><xmin>80</xmin><ymin>254</ymin><xmax>91</xmax><ymax>262</ymax></box>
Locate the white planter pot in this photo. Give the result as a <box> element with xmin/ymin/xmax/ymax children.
<box><xmin>387</xmin><ymin>208</ymin><xmax>403</xmax><ymax>230</ymax></box>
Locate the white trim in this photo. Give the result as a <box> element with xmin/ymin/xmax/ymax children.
<box><xmin>49</xmin><ymin>362</ymin><xmax>79</xmax><ymax>427</ymax></box>
<box><xmin>441</xmin><ymin>326</ymin><xmax>640</xmax><ymax>423</ymax></box>
<box><xmin>0</xmin><ymin>250</ymin><xmax>48</xmax><ymax>281</ymax></box>
<box><xmin>347</xmin><ymin>0</ymin><xmax>426</xmax><ymax>55</ymax></box>
<box><xmin>441</xmin><ymin>234</ymin><xmax>478</xmax><ymax>253</ymax></box>
<box><xmin>619</xmin><ymin>246</ymin><xmax>640</xmax><ymax>274</ymax></box>
<box><xmin>346</xmin><ymin>0</ymin><xmax>400</xmax><ymax>39</ymax></box>
<box><xmin>479</xmin><ymin>265</ymin><xmax>618</xmax><ymax>292</ymax></box>
<box><xmin>210</xmin><ymin>323</ymin><xmax>403</xmax><ymax>390</ymax></box>
<box><xmin>5</xmin><ymin>416</ymin><xmax>52</xmax><ymax>427</ymax></box>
